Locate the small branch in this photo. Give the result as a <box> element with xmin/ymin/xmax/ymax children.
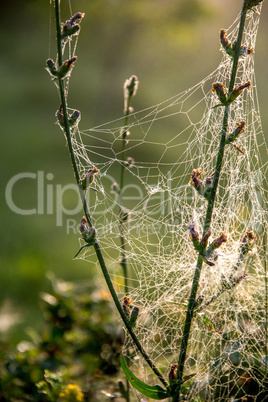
<box><xmin>119</xmin><ymin>76</ymin><xmax>138</xmax><ymax>296</ymax></box>
<box><xmin>195</xmin><ymin>271</ymin><xmax>248</xmax><ymax>314</ymax></box>
<box><xmin>53</xmin><ymin>1</ymin><xmax>167</xmax><ymax>389</ymax></box>
<box><xmin>174</xmin><ymin>1</ymin><xmax>249</xmax><ymax>399</ymax></box>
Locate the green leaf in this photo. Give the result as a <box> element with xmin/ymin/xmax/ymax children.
<box><xmin>120</xmin><ymin>354</ymin><xmax>170</xmax><ymax>400</ymax></box>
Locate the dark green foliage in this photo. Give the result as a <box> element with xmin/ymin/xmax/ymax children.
<box><xmin>0</xmin><ymin>276</ymin><xmax>124</xmax><ymax>401</ymax></box>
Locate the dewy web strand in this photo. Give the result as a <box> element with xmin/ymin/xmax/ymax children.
<box><xmin>52</xmin><ymin>2</ymin><xmax>268</xmax><ymax>401</ymax></box>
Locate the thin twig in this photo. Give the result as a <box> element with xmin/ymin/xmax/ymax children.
<box><xmin>174</xmin><ymin>2</ymin><xmax>249</xmax><ymax>400</ymax></box>
<box><xmin>53</xmin><ymin>0</ymin><xmax>168</xmax><ymax>389</ymax></box>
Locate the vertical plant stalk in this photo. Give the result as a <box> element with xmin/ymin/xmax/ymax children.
<box><xmin>119</xmin><ymin>97</ymin><xmax>131</xmax><ymax>295</ymax></box>
<box><xmin>264</xmin><ymin>223</ymin><xmax>268</xmax><ymax>363</ymax></box>
<box><xmin>118</xmin><ymin>91</ymin><xmax>133</xmax><ymax>402</ymax></box>
<box><xmin>174</xmin><ymin>2</ymin><xmax>248</xmax><ymax>400</ymax></box>
<box><xmin>53</xmin><ymin>0</ymin><xmax>167</xmax><ymax>389</ymax></box>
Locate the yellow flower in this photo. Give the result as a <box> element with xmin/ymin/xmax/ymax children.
<box><xmin>59</xmin><ymin>384</ymin><xmax>84</xmax><ymax>402</ymax></box>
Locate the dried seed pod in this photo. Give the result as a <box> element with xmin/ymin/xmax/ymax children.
<box><xmin>189</xmin><ymin>169</ymin><xmax>205</xmax><ymax>196</ymax></box>
<box><xmin>226</xmin><ymin>121</ymin><xmax>246</xmax><ymax>144</ymax></box>
<box><xmin>57</xmin><ymin>56</ymin><xmax>77</xmax><ymax>79</ymax></box>
<box><xmin>168</xmin><ymin>363</ymin><xmax>178</xmax><ymax>384</ymax></box>
<box><xmin>212</xmin><ymin>82</ymin><xmax>228</xmax><ymax>104</ymax></box>
<box><xmin>61</xmin><ymin>12</ymin><xmax>85</xmax><ymax>39</ymax></box>
<box><xmin>228</xmin><ymin>81</ymin><xmax>251</xmax><ymax>103</ymax></box>
<box><xmin>80</xmin><ymin>167</ymin><xmax>99</xmax><ymax>190</ymax></box>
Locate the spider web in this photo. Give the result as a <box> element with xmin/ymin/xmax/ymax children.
<box><xmin>56</xmin><ymin>4</ymin><xmax>268</xmax><ymax>401</ymax></box>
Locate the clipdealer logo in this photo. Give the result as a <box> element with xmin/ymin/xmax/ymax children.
<box><xmin>5</xmin><ymin>170</ymin><xmax>196</xmax><ymax>234</ymax></box>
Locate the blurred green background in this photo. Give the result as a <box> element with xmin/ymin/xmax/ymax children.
<box><xmin>1</xmin><ymin>0</ymin><xmax>267</xmax><ymax>344</ymax></box>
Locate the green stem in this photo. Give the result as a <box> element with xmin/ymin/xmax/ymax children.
<box><xmin>264</xmin><ymin>223</ymin><xmax>268</xmax><ymax>364</ymax></box>
<box><xmin>120</xmin><ymin>98</ymin><xmax>132</xmax><ymax>400</ymax></box>
<box><xmin>174</xmin><ymin>2</ymin><xmax>248</xmax><ymax>400</ymax></box>
<box><xmin>119</xmin><ymin>99</ymin><xmax>131</xmax><ymax>295</ymax></box>
<box><xmin>54</xmin><ymin>0</ymin><xmax>167</xmax><ymax>389</ymax></box>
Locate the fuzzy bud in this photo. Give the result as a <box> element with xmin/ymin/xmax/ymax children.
<box><xmin>79</xmin><ymin>217</ymin><xmax>96</xmax><ymax>244</ymax></box>
<box><xmin>240</xmin><ymin>230</ymin><xmax>255</xmax><ymax>256</ymax></box>
<box><xmin>122</xmin><ymin>296</ymin><xmax>132</xmax><ymax>318</ymax></box>
<box><xmin>190</xmin><ymin>169</ymin><xmax>204</xmax><ymax>196</ymax></box>
<box><xmin>228</xmin><ymin>81</ymin><xmax>251</xmax><ymax>103</ymax></box>
<box><xmin>209</xmin><ymin>233</ymin><xmax>228</xmax><ymax>250</ymax></box>
<box><xmin>123</xmin><ymin>75</ymin><xmax>139</xmax><ymax>114</ymax></box>
<box><xmin>61</xmin><ymin>12</ymin><xmax>85</xmax><ymax>39</ymax></box>
<box><xmin>80</xmin><ymin>216</ymin><xmax>89</xmax><ymax>237</ymax></box>
<box><xmin>200</xmin><ymin>230</ymin><xmax>211</xmax><ymax>248</ymax></box>
<box><xmin>46</xmin><ymin>58</ymin><xmax>58</xmax><ymax>77</ymax></box>
<box><xmin>56</xmin><ymin>106</ymin><xmax>81</xmax><ymax>128</ymax></box>
<box><xmin>239</xmin><ymin>43</ymin><xmax>254</xmax><ymax>57</ymax></box>
<box><xmin>220</xmin><ymin>29</ymin><xmax>233</xmax><ymax>57</ymax></box>
<box><xmin>196</xmin><ymin>295</ymin><xmax>204</xmax><ymax>306</ymax></box>
<box><xmin>57</xmin><ymin>56</ymin><xmax>77</xmax><ymax>79</ymax></box>
<box><xmin>203</xmin><ymin>233</ymin><xmax>227</xmax><ymax>266</ymax></box>
<box><xmin>68</xmin><ymin>110</ymin><xmax>81</xmax><ymax>127</ymax></box>
<box><xmin>188</xmin><ymin>221</ymin><xmax>199</xmax><ymax>243</ymax></box>
<box><xmin>212</xmin><ymin>82</ymin><xmax>228</xmax><ymax>104</ymax></box>
<box><xmin>124</xmin><ymin>75</ymin><xmax>139</xmax><ymax>98</ymax></box>
<box><xmin>80</xmin><ymin>167</ymin><xmax>99</xmax><ymax>190</ymax></box>
<box><xmin>220</xmin><ymin>30</ymin><xmax>253</xmax><ymax>59</ymax></box>
<box><xmin>226</xmin><ymin>121</ymin><xmax>246</xmax><ymax>145</ymax></box>
<box><xmin>188</xmin><ymin>222</ymin><xmax>202</xmax><ymax>253</ymax></box>
<box><xmin>168</xmin><ymin>364</ymin><xmax>178</xmax><ymax>384</ymax></box>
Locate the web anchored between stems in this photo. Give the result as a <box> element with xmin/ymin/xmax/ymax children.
<box><xmin>48</xmin><ymin>0</ymin><xmax>268</xmax><ymax>401</ymax></box>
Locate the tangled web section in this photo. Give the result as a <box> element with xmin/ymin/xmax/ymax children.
<box><xmin>66</xmin><ymin>5</ymin><xmax>267</xmax><ymax>401</ymax></box>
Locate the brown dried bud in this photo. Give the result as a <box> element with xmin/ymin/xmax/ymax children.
<box><xmin>212</xmin><ymin>82</ymin><xmax>228</xmax><ymax>104</ymax></box>
<box><xmin>200</xmin><ymin>230</ymin><xmax>211</xmax><ymax>248</ymax></box>
<box><xmin>122</xmin><ymin>296</ymin><xmax>132</xmax><ymax>318</ymax></box>
<box><xmin>240</xmin><ymin>230</ymin><xmax>255</xmax><ymax>255</ymax></box>
<box><xmin>70</xmin><ymin>12</ymin><xmax>85</xmax><ymax>25</ymax></box>
<box><xmin>57</xmin><ymin>56</ymin><xmax>77</xmax><ymax>79</ymax></box>
<box><xmin>188</xmin><ymin>221</ymin><xmax>199</xmax><ymax>243</ymax></box>
<box><xmin>61</xmin><ymin>12</ymin><xmax>85</xmax><ymax>39</ymax></box>
<box><xmin>80</xmin><ymin>167</ymin><xmax>99</xmax><ymax>190</ymax></box>
<box><xmin>212</xmin><ymin>233</ymin><xmax>228</xmax><ymax>248</ymax></box>
<box><xmin>80</xmin><ymin>216</ymin><xmax>89</xmax><ymax>237</ymax></box>
<box><xmin>46</xmin><ymin>58</ymin><xmax>58</xmax><ymax>77</ymax></box>
<box><xmin>228</xmin><ymin>81</ymin><xmax>251</xmax><ymax>103</ymax></box>
<box><xmin>220</xmin><ymin>29</ymin><xmax>233</xmax><ymax>57</ymax></box>
<box><xmin>190</xmin><ymin>169</ymin><xmax>204</xmax><ymax>196</ymax></box>
<box><xmin>226</xmin><ymin>121</ymin><xmax>246</xmax><ymax>145</ymax></box>
<box><xmin>168</xmin><ymin>364</ymin><xmax>178</xmax><ymax>383</ymax></box>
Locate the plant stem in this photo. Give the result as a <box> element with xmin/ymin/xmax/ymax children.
<box><xmin>174</xmin><ymin>2</ymin><xmax>248</xmax><ymax>400</ymax></box>
<box><xmin>53</xmin><ymin>0</ymin><xmax>167</xmax><ymax>389</ymax></box>
<box><xmin>120</xmin><ymin>98</ymin><xmax>132</xmax><ymax>402</ymax></box>
<box><xmin>264</xmin><ymin>223</ymin><xmax>268</xmax><ymax>366</ymax></box>
<box><xmin>119</xmin><ymin>98</ymin><xmax>131</xmax><ymax>296</ymax></box>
